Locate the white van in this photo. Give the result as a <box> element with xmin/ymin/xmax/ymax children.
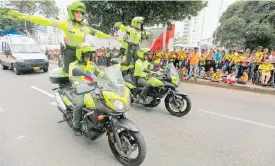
<box><xmin>0</xmin><ymin>35</ymin><xmax>49</xmax><ymax>75</ymax></box>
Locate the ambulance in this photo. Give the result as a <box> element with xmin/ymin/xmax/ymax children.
<box><xmin>0</xmin><ymin>35</ymin><xmax>49</xmax><ymax>75</ymax></box>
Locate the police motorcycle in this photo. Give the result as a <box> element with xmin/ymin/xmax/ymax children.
<box><xmin>49</xmin><ymin>65</ymin><xmax>146</xmax><ymax>166</ymax></box>
<box><xmin>111</xmin><ymin>50</ymin><xmax>192</xmax><ymax>117</ymax></box>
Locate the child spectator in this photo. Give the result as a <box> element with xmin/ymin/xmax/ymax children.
<box><xmin>236</xmin><ymin>70</ymin><xmax>249</xmax><ymax>84</ymax></box>
<box><xmin>204</xmin><ymin>67</ymin><xmax>214</xmax><ymax>80</ymax></box>
<box><xmin>222</xmin><ymin>70</ymin><xmax>229</xmax><ymax>78</ymax></box>
<box><xmin>211</xmin><ymin>69</ymin><xmax>223</xmax><ymax>83</ymax></box>
<box><xmin>223</xmin><ymin>71</ymin><xmax>236</xmax><ymax>84</ymax></box>
<box><xmin>199</xmin><ymin>67</ymin><xmax>206</xmax><ymax>79</ymax></box>
<box><xmin>179</xmin><ymin>66</ymin><xmax>188</xmax><ymax>79</ymax></box>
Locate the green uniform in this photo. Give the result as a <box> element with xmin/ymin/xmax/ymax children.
<box><xmin>134</xmin><ymin>59</ymin><xmax>151</xmax><ymax>99</ymax></box>
<box><xmin>113</xmin><ymin>38</ymin><xmax>128</xmax><ymax>59</ymax></box>
<box><xmin>106</xmin><ymin>49</ymin><xmax>111</xmax><ymax>67</ymax></box>
<box><xmin>69</xmin><ymin>61</ymin><xmax>104</xmax><ymax>129</ymax></box>
<box><xmin>9</xmin><ymin>11</ymin><xmax>112</xmax><ymax>73</ymax></box>
<box><xmin>116</xmin><ymin>21</ymin><xmax>150</xmax><ymax>67</ymax></box>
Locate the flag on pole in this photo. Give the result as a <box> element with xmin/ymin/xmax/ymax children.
<box><xmin>84</xmin><ymin>60</ymin><xmax>95</xmax><ymax>82</ymax></box>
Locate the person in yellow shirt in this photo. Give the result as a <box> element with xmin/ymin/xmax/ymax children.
<box><xmin>236</xmin><ymin>70</ymin><xmax>249</xmax><ymax>84</ymax></box>
<box><xmin>178</xmin><ymin>49</ymin><xmax>187</xmax><ymax>68</ymax></box>
<box><xmin>222</xmin><ymin>49</ymin><xmax>235</xmax><ymax>71</ymax></box>
<box><xmin>199</xmin><ymin>49</ymin><xmax>207</xmax><ymax>71</ymax></box>
<box><xmin>169</xmin><ymin>51</ymin><xmax>176</xmax><ymax>63</ymax></box>
<box><xmin>231</xmin><ymin>50</ymin><xmax>244</xmax><ymax>77</ymax></box>
<box><xmin>256</xmin><ymin>46</ymin><xmax>264</xmax><ymax>64</ymax></box>
<box><xmin>210</xmin><ymin>69</ymin><xmax>222</xmax><ymax>83</ymax></box>
<box><xmin>153</xmin><ymin>51</ymin><xmax>162</xmax><ymax>71</ymax></box>
<box><xmin>259</xmin><ymin>59</ymin><xmax>275</xmax><ymax>85</ymax></box>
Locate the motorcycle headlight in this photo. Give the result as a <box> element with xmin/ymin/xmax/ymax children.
<box><xmin>111</xmin><ymin>100</ymin><xmax>125</xmax><ymax>111</ymax></box>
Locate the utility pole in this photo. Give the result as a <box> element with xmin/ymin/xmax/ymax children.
<box><xmin>162</xmin><ymin>25</ymin><xmax>167</xmax><ymax>51</ymax></box>
<box><xmin>199</xmin><ymin>7</ymin><xmax>206</xmax><ymax>52</ymax></box>
<box><xmin>213</xmin><ymin>0</ymin><xmax>224</xmax><ymax>48</ymax></box>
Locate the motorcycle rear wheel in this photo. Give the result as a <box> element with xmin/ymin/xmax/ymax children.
<box><xmin>108</xmin><ymin>129</ymin><xmax>146</xmax><ymax>166</ymax></box>
<box><xmin>165</xmin><ymin>95</ymin><xmax>191</xmax><ymax>117</ymax></box>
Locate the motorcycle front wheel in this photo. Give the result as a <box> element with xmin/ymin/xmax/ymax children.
<box><xmin>164</xmin><ymin>94</ymin><xmax>191</xmax><ymax>117</ymax></box>
<box><xmin>108</xmin><ymin>129</ymin><xmax>146</xmax><ymax>166</ymax></box>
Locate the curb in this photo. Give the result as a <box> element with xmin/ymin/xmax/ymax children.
<box><xmin>182</xmin><ymin>80</ymin><xmax>275</xmax><ymax>95</ymax></box>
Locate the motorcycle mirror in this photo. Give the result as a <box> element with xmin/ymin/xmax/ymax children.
<box><xmin>72</xmin><ymin>68</ymin><xmax>84</xmax><ymax>76</ymax></box>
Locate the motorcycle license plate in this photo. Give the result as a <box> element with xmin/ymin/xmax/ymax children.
<box><xmin>33</xmin><ymin>67</ymin><xmax>40</xmax><ymax>71</ymax></box>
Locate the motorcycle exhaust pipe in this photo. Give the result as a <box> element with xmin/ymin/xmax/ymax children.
<box><xmin>55</xmin><ymin>91</ymin><xmax>67</xmax><ymax>114</ymax></box>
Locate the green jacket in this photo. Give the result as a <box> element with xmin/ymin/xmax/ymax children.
<box><xmin>22</xmin><ymin>16</ymin><xmax>111</xmax><ymax>47</ymax></box>
<box><xmin>117</xmin><ymin>39</ymin><xmax>129</xmax><ymax>49</ymax></box>
<box><xmin>69</xmin><ymin>61</ymin><xmax>104</xmax><ymax>85</ymax></box>
<box><xmin>106</xmin><ymin>49</ymin><xmax>111</xmax><ymax>57</ymax></box>
<box><xmin>117</xmin><ymin>24</ymin><xmax>141</xmax><ymax>45</ymax></box>
<box><xmin>144</xmin><ymin>60</ymin><xmax>153</xmax><ymax>70</ymax></box>
<box><xmin>134</xmin><ymin>59</ymin><xmax>148</xmax><ymax>78</ymax></box>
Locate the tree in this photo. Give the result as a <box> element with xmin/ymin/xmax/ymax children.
<box><xmin>10</xmin><ymin>0</ymin><xmax>59</xmax><ymax>35</ymax></box>
<box><xmin>214</xmin><ymin>1</ymin><xmax>275</xmax><ymax>49</ymax></box>
<box><xmin>0</xmin><ymin>8</ymin><xmax>25</xmax><ymax>35</ymax></box>
<box><xmin>83</xmin><ymin>1</ymin><xmax>207</xmax><ymax>34</ymax></box>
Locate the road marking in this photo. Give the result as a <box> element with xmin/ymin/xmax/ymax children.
<box><xmin>30</xmin><ymin>85</ymin><xmax>54</xmax><ymax>98</ymax></box>
<box><xmin>17</xmin><ymin>135</ymin><xmax>26</xmax><ymax>140</ymax></box>
<box><xmin>198</xmin><ymin>109</ymin><xmax>275</xmax><ymax>129</ymax></box>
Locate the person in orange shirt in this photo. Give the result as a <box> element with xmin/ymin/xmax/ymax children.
<box><xmin>187</xmin><ymin>47</ymin><xmax>200</xmax><ymax>81</ymax></box>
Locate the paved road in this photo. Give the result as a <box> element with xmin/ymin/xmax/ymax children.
<box><xmin>1</xmin><ymin>64</ymin><xmax>275</xmax><ymax>166</ymax></box>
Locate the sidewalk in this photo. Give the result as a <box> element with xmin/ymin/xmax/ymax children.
<box><xmin>182</xmin><ymin>78</ymin><xmax>275</xmax><ymax>95</ymax></box>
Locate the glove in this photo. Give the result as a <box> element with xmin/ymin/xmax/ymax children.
<box><xmin>8</xmin><ymin>10</ymin><xmax>25</xmax><ymax>17</ymax></box>
<box><xmin>143</xmin><ymin>68</ymin><xmax>150</xmax><ymax>73</ymax></box>
<box><xmin>115</xmin><ymin>22</ymin><xmax>122</xmax><ymax>28</ymax></box>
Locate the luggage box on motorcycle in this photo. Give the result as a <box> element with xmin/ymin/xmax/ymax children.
<box><xmin>49</xmin><ymin>68</ymin><xmax>70</xmax><ymax>84</ymax></box>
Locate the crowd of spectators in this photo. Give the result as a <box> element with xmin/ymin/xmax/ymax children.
<box><xmin>149</xmin><ymin>46</ymin><xmax>275</xmax><ymax>87</ymax></box>
<box><xmin>57</xmin><ymin>43</ymin><xmax>275</xmax><ymax>88</ymax></box>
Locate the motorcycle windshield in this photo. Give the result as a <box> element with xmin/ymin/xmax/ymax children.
<box><xmin>99</xmin><ymin>66</ymin><xmax>125</xmax><ymax>95</ymax></box>
<box><xmin>166</xmin><ymin>63</ymin><xmax>179</xmax><ymax>77</ymax></box>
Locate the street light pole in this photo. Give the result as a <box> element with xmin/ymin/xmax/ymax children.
<box><xmin>213</xmin><ymin>0</ymin><xmax>224</xmax><ymax>48</ymax></box>
<box><xmin>162</xmin><ymin>25</ymin><xmax>167</xmax><ymax>51</ymax></box>
<box><xmin>200</xmin><ymin>7</ymin><xmax>207</xmax><ymax>52</ymax></box>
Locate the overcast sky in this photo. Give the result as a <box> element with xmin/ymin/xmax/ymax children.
<box><xmin>55</xmin><ymin>0</ymin><xmax>236</xmax><ymax>40</ymax></box>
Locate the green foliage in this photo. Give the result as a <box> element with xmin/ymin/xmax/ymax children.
<box><xmin>0</xmin><ymin>8</ymin><xmax>25</xmax><ymax>35</ymax></box>
<box><xmin>83</xmin><ymin>1</ymin><xmax>207</xmax><ymax>34</ymax></box>
<box><xmin>7</xmin><ymin>0</ymin><xmax>59</xmax><ymax>35</ymax></box>
<box><xmin>11</xmin><ymin>0</ymin><xmax>59</xmax><ymax>17</ymax></box>
<box><xmin>214</xmin><ymin>1</ymin><xmax>275</xmax><ymax>49</ymax></box>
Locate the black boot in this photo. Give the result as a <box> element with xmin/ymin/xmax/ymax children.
<box><xmin>73</xmin><ymin>128</ymin><xmax>82</xmax><ymax>136</ymax></box>
<box><xmin>140</xmin><ymin>84</ymin><xmax>151</xmax><ymax>104</ymax></box>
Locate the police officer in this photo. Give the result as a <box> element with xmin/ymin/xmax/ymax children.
<box><xmin>69</xmin><ymin>43</ymin><xmax>104</xmax><ymax>136</ymax></box>
<box><xmin>134</xmin><ymin>48</ymin><xmax>152</xmax><ymax>104</ymax></box>
<box><xmin>115</xmin><ymin>17</ymin><xmax>151</xmax><ymax>67</ymax></box>
<box><xmin>9</xmin><ymin>1</ymin><xmax>114</xmax><ymax>73</ymax></box>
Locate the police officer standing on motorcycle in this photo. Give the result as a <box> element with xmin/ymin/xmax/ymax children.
<box><xmin>9</xmin><ymin>1</ymin><xmax>114</xmax><ymax>73</ymax></box>
<box><xmin>134</xmin><ymin>48</ymin><xmax>152</xmax><ymax>104</ymax></box>
<box><xmin>69</xmin><ymin>43</ymin><xmax>104</xmax><ymax>136</ymax></box>
<box><xmin>115</xmin><ymin>17</ymin><xmax>151</xmax><ymax>67</ymax></box>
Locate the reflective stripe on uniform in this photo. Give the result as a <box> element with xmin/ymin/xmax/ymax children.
<box><xmin>67</xmin><ymin>21</ymin><xmax>82</xmax><ymax>47</ymax></box>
